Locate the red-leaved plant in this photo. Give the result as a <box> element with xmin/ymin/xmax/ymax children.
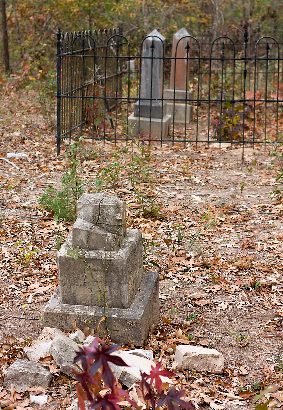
<box><xmin>74</xmin><ymin>337</ymin><xmax>195</xmax><ymax>410</ymax></box>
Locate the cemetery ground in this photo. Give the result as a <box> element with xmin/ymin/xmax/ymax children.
<box><xmin>0</xmin><ymin>87</ymin><xmax>282</xmax><ymax>409</ymax></box>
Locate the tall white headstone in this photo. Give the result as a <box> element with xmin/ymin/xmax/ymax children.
<box><xmin>128</xmin><ymin>29</ymin><xmax>171</xmax><ymax>139</ymax></box>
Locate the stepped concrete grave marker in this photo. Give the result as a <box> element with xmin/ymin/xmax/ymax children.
<box><xmin>43</xmin><ymin>193</ymin><xmax>159</xmax><ymax>345</ymax></box>
<box><xmin>164</xmin><ymin>28</ymin><xmax>193</xmax><ymax>124</ymax></box>
<box><xmin>128</xmin><ymin>29</ymin><xmax>171</xmax><ymax>139</ymax></box>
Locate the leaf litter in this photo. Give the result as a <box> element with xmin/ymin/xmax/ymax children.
<box><xmin>0</xmin><ymin>88</ymin><xmax>282</xmax><ymax>409</ymax></box>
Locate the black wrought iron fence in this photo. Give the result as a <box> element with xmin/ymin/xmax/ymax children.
<box><xmin>56</xmin><ymin>27</ymin><xmax>283</xmax><ymax>154</ymax></box>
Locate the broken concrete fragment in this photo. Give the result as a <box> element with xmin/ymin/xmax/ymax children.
<box><xmin>111</xmin><ymin>351</ymin><xmax>170</xmax><ymax>388</ymax></box>
<box><xmin>84</xmin><ymin>335</ymin><xmax>95</xmax><ymax>345</ymax></box>
<box><xmin>7</xmin><ymin>152</ymin><xmax>28</xmax><ymax>159</ymax></box>
<box><xmin>111</xmin><ymin>351</ymin><xmax>153</xmax><ymax>387</ymax></box>
<box><xmin>30</xmin><ymin>394</ymin><xmax>48</xmax><ymax>406</ymax></box>
<box><xmin>76</xmin><ymin>193</ymin><xmax>126</xmax><ymax>236</ymax></box>
<box><xmin>50</xmin><ymin>335</ymin><xmax>80</xmax><ymax>377</ymax></box>
<box><xmin>4</xmin><ymin>359</ymin><xmax>52</xmax><ymax>392</ymax></box>
<box><xmin>69</xmin><ymin>329</ymin><xmax>85</xmax><ymax>344</ymax></box>
<box><xmin>174</xmin><ymin>345</ymin><xmax>224</xmax><ymax>374</ymax></box>
<box><xmin>24</xmin><ymin>340</ymin><xmax>52</xmax><ymax>362</ymax></box>
<box><xmin>127</xmin><ymin>349</ymin><xmax>154</xmax><ymax>361</ymax></box>
<box><xmin>37</xmin><ymin>327</ymin><xmax>66</xmax><ymax>341</ymax></box>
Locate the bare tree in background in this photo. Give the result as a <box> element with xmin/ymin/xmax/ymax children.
<box><xmin>210</xmin><ymin>0</ymin><xmax>224</xmax><ymax>37</ymax></box>
<box><xmin>1</xmin><ymin>0</ymin><xmax>10</xmax><ymax>73</ymax></box>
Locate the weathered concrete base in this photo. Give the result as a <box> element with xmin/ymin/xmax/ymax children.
<box><xmin>128</xmin><ymin>113</ymin><xmax>171</xmax><ymax>139</ymax></box>
<box><xmin>58</xmin><ymin>230</ymin><xmax>143</xmax><ymax>309</ymax></box>
<box><xmin>164</xmin><ymin>88</ymin><xmax>193</xmax><ymax>124</ymax></box>
<box><xmin>43</xmin><ymin>271</ymin><xmax>159</xmax><ymax>346</ymax></box>
<box><xmin>164</xmin><ymin>89</ymin><xmax>190</xmax><ymax>101</ymax></box>
<box><xmin>166</xmin><ymin>102</ymin><xmax>193</xmax><ymax>124</ymax></box>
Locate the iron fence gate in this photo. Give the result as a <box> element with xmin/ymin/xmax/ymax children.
<box><xmin>56</xmin><ymin>27</ymin><xmax>283</xmax><ymax>154</ymax></box>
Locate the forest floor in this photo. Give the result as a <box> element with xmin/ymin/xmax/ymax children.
<box><xmin>0</xmin><ymin>87</ymin><xmax>283</xmax><ymax>409</ymax></box>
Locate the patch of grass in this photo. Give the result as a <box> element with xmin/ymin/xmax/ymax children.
<box><xmin>128</xmin><ymin>143</ymin><xmax>152</xmax><ymax>187</ymax></box>
<box><xmin>15</xmin><ymin>240</ymin><xmax>39</xmax><ymax>266</ymax></box>
<box><xmin>94</xmin><ymin>161</ymin><xmax>123</xmax><ymax>190</ymax></box>
<box><xmin>184</xmin><ymin>230</ymin><xmax>203</xmax><ymax>252</ymax></box>
<box><xmin>135</xmin><ymin>191</ymin><xmax>163</xmax><ymax>220</ymax></box>
<box><xmin>235</xmin><ymin>332</ymin><xmax>250</xmax><ymax>346</ymax></box>
<box><xmin>251</xmin><ymin>280</ymin><xmax>262</xmax><ymax>291</ymax></box>
<box><xmin>201</xmin><ymin>209</ymin><xmax>217</xmax><ymax>229</ymax></box>
<box><xmin>55</xmin><ymin>232</ymin><xmax>65</xmax><ymax>250</ymax></box>
<box><xmin>39</xmin><ymin>140</ymin><xmax>84</xmax><ymax>222</ymax></box>
<box><xmin>67</xmin><ymin>247</ymin><xmax>84</xmax><ymax>260</ymax></box>
<box><xmin>275</xmin><ymin>356</ymin><xmax>283</xmax><ymax>372</ymax></box>
<box><xmin>239</xmin><ymin>181</ymin><xmax>246</xmax><ymax>193</ymax></box>
<box><xmin>186</xmin><ymin>312</ymin><xmax>199</xmax><ymax>322</ymax></box>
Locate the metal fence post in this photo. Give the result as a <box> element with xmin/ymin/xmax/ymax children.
<box><xmin>56</xmin><ymin>28</ymin><xmax>62</xmax><ymax>155</ymax></box>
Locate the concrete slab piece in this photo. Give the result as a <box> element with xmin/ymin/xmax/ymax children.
<box><xmin>128</xmin><ymin>113</ymin><xmax>171</xmax><ymax>139</ymax></box>
<box><xmin>43</xmin><ymin>271</ymin><xmax>159</xmax><ymax>346</ymax></box>
<box><xmin>77</xmin><ymin>193</ymin><xmax>126</xmax><ymax>236</ymax></box>
<box><xmin>166</xmin><ymin>102</ymin><xmax>193</xmax><ymax>124</ymax></box>
<box><xmin>58</xmin><ymin>229</ymin><xmax>143</xmax><ymax>308</ymax></box>
<box><xmin>72</xmin><ymin>219</ymin><xmax>122</xmax><ymax>251</ymax></box>
<box><xmin>164</xmin><ymin>89</ymin><xmax>191</xmax><ymax>101</ymax></box>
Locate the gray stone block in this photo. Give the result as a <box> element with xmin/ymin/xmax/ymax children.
<box><xmin>128</xmin><ymin>113</ymin><xmax>171</xmax><ymax>139</ymax></box>
<box><xmin>69</xmin><ymin>329</ymin><xmax>85</xmax><ymax>343</ymax></box>
<box><xmin>72</xmin><ymin>219</ymin><xmax>122</xmax><ymax>251</ymax></box>
<box><xmin>166</xmin><ymin>102</ymin><xmax>193</xmax><ymax>124</ymax></box>
<box><xmin>43</xmin><ymin>271</ymin><xmax>159</xmax><ymax>346</ymax></box>
<box><xmin>174</xmin><ymin>345</ymin><xmax>224</xmax><ymax>374</ymax></box>
<box><xmin>164</xmin><ymin>89</ymin><xmax>191</xmax><ymax>101</ymax></box>
<box><xmin>24</xmin><ymin>340</ymin><xmax>52</xmax><ymax>362</ymax></box>
<box><xmin>164</xmin><ymin>89</ymin><xmax>192</xmax><ymax>124</ymax></box>
<box><xmin>58</xmin><ymin>229</ymin><xmax>143</xmax><ymax>308</ymax></box>
<box><xmin>77</xmin><ymin>193</ymin><xmax>126</xmax><ymax>236</ymax></box>
<box><xmin>4</xmin><ymin>360</ymin><xmax>52</xmax><ymax>392</ymax></box>
<box><xmin>50</xmin><ymin>335</ymin><xmax>80</xmax><ymax>377</ymax></box>
<box><xmin>134</xmin><ymin>101</ymin><xmax>168</xmax><ymax>119</ymax></box>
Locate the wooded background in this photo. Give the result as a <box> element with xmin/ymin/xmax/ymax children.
<box><xmin>1</xmin><ymin>0</ymin><xmax>283</xmax><ymax>74</ymax></box>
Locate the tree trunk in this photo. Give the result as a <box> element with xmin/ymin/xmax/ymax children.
<box><xmin>1</xmin><ymin>0</ymin><xmax>10</xmax><ymax>73</ymax></box>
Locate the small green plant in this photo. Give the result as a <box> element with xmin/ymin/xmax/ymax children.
<box><xmin>15</xmin><ymin>240</ymin><xmax>39</xmax><ymax>266</ymax></box>
<box><xmin>271</xmin><ymin>187</ymin><xmax>283</xmax><ymax>201</ymax></box>
<box><xmin>252</xmin><ymin>280</ymin><xmax>262</xmax><ymax>291</ymax></box>
<box><xmin>201</xmin><ymin>209</ymin><xmax>217</xmax><ymax>229</ymax></box>
<box><xmin>235</xmin><ymin>332</ymin><xmax>250</xmax><ymax>346</ymax></box>
<box><xmin>239</xmin><ymin>181</ymin><xmax>246</xmax><ymax>193</ymax></box>
<box><xmin>128</xmin><ymin>143</ymin><xmax>152</xmax><ymax>187</ymax></box>
<box><xmin>187</xmin><ymin>333</ymin><xmax>194</xmax><ymax>341</ymax></box>
<box><xmin>186</xmin><ymin>312</ymin><xmax>199</xmax><ymax>322</ymax></box>
<box><xmin>185</xmin><ymin>230</ymin><xmax>203</xmax><ymax>252</ymax></box>
<box><xmin>168</xmin><ymin>307</ymin><xmax>179</xmax><ymax>317</ymax></box>
<box><xmin>67</xmin><ymin>247</ymin><xmax>84</xmax><ymax>260</ymax></box>
<box><xmin>176</xmin><ymin>224</ymin><xmax>185</xmax><ymax>244</ymax></box>
<box><xmin>212</xmin><ymin>102</ymin><xmax>253</xmax><ymax>142</ymax></box>
<box><xmin>55</xmin><ymin>232</ymin><xmax>65</xmax><ymax>250</ymax></box>
<box><xmin>135</xmin><ymin>191</ymin><xmax>163</xmax><ymax>219</ymax></box>
<box><xmin>39</xmin><ymin>140</ymin><xmax>84</xmax><ymax>222</ymax></box>
<box><xmin>95</xmin><ymin>161</ymin><xmax>122</xmax><ymax>190</ymax></box>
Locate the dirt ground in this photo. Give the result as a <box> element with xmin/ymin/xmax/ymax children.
<box><xmin>0</xmin><ymin>89</ymin><xmax>282</xmax><ymax>409</ymax></box>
